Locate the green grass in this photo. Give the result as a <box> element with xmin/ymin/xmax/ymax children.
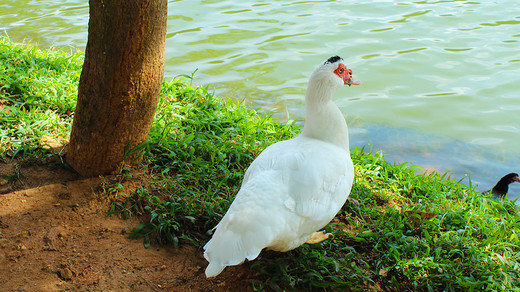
<box><xmin>0</xmin><ymin>35</ymin><xmax>82</xmax><ymax>161</ymax></box>
<box><xmin>2</xmin><ymin>35</ymin><xmax>520</xmax><ymax>291</ymax></box>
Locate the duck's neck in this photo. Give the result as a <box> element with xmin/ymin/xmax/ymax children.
<box><xmin>494</xmin><ymin>177</ymin><xmax>512</xmax><ymax>194</ymax></box>
<box><xmin>301</xmin><ymin>81</ymin><xmax>350</xmax><ymax>150</ymax></box>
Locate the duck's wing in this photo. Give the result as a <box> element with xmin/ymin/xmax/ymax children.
<box><xmin>244</xmin><ymin>137</ymin><xmax>354</xmax><ymax>222</ymax></box>
<box><xmin>204</xmin><ymin>138</ymin><xmax>354</xmax><ymax>277</ymax></box>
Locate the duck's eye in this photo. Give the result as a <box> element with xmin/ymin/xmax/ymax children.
<box><xmin>338</xmin><ymin>68</ymin><xmax>344</xmax><ymax>74</ymax></box>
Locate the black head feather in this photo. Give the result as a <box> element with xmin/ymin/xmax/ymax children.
<box><xmin>495</xmin><ymin>173</ymin><xmax>520</xmax><ymax>188</ymax></box>
<box><xmin>325</xmin><ymin>56</ymin><xmax>343</xmax><ymax>64</ymax></box>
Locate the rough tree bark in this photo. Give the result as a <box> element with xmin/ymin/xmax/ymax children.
<box><xmin>67</xmin><ymin>0</ymin><xmax>167</xmax><ymax>177</ymax></box>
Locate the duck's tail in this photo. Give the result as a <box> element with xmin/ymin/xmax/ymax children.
<box><xmin>203</xmin><ymin>226</ymin><xmax>266</xmax><ymax>278</ymax></box>
<box><xmin>204</xmin><ymin>257</ymin><xmax>226</xmax><ymax>278</ymax></box>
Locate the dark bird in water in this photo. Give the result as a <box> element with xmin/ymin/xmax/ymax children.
<box><xmin>481</xmin><ymin>173</ymin><xmax>520</xmax><ymax>199</ymax></box>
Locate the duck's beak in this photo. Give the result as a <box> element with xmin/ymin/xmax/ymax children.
<box><xmin>345</xmin><ymin>69</ymin><xmax>361</xmax><ymax>86</ymax></box>
<box><xmin>346</xmin><ymin>76</ymin><xmax>362</xmax><ymax>87</ymax></box>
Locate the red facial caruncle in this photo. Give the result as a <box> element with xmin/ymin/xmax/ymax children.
<box><xmin>334</xmin><ymin>63</ymin><xmax>352</xmax><ymax>84</ymax></box>
<box><xmin>334</xmin><ymin>63</ymin><xmax>361</xmax><ymax>86</ymax></box>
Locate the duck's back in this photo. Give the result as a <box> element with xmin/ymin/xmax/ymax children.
<box><xmin>203</xmin><ymin>135</ymin><xmax>354</xmax><ymax>277</ymax></box>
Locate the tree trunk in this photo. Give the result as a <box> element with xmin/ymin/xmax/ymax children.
<box><xmin>67</xmin><ymin>0</ymin><xmax>167</xmax><ymax>177</ymax></box>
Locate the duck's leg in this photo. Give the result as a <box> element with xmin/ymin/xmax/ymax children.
<box><xmin>305</xmin><ymin>230</ymin><xmax>332</xmax><ymax>244</ymax></box>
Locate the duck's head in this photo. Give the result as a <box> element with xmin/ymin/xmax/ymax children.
<box><xmin>489</xmin><ymin>172</ymin><xmax>520</xmax><ymax>198</ymax></box>
<box><xmin>502</xmin><ymin>173</ymin><xmax>520</xmax><ymax>185</ymax></box>
<box><xmin>309</xmin><ymin>56</ymin><xmax>362</xmax><ymax>91</ymax></box>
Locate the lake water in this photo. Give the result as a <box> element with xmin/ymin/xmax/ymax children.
<box><xmin>1</xmin><ymin>0</ymin><xmax>519</xmax><ymax>199</ymax></box>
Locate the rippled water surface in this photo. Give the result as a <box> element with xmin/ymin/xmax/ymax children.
<box><xmin>1</xmin><ymin>0</ymin><xmax>519</xmax><ymax>198</ymax></box>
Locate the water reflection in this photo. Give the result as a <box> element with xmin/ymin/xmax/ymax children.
<box><xmin>0</xmin><ymin>0</ymin><xmax>519</xmax><ymax>200</ymax></box>
<box><xmin>351</xmin><ymin>124</ymin><xmax>520</xmax><ymax>201</ymax></box>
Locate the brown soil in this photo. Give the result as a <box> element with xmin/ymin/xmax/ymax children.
<box><xmin>0</xmin><ymin>158</ymin><xmax>256</xmax><ymax>291</ymax></box>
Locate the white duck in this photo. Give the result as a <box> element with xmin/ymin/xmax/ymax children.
<box><xmin>203</xmin><ymin>56</ymin><xmax>361</xmax><ymax>278</ymax></box>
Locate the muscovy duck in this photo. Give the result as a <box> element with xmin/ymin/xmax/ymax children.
<box><xmin>203</xmin><ymin>56</ymin><xmax>361</xmax><ymax>277</ymax></box>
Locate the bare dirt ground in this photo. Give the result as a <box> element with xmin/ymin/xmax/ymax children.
<box><xmin>0</xmin><ymin>159</ymin><xmax>256</xmax><ymax>291</ymax></box>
